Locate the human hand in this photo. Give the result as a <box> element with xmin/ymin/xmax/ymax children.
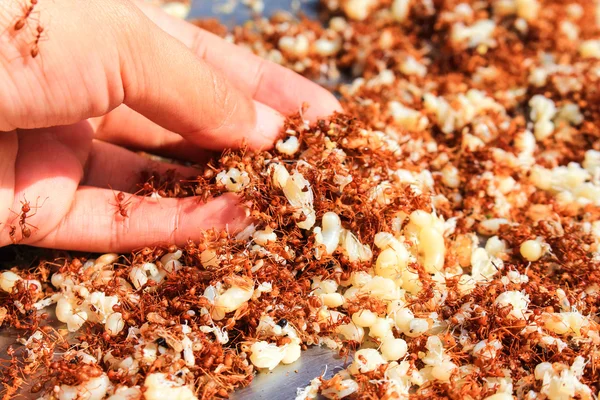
<box><xmin>0</xmin><ymin>0</ymin><xmax>340</xmax><ymax>252</ymax></box>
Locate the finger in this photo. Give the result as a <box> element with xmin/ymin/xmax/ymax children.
<box><xmin>89</xmin><ymin>105</ymin><xmax>215</xmax><ymax>162</ymax></box>
<box><xmin>38</xmin><ymin>189</ymin><xmax>249</xmax><ymax>252</ymax></box>
<box><xmin>83</xmin><ymin>140</ymin><xmax>201</xmax><ymax>192</ymax></box>
<box><xmin>134</xmin><ymin>0</ymin><xmax>342</xmax><ymax>121</ymax></box>
<box><xmin>0</xmin><ymin>0</ymin><xmax>283</xmax><ymax>149</ymax></box>
<box><xmin>1</xmin><ymin>123</ymin><xmax>92</xmax><ymax>247</ymax></box>
<box><xmin>0</xmin><ymin>132</ymin><xmax>18</xmax><ymax>235</ymax></box>
<box><xmin>91</xmin><ymin>101</ymin><xmax>282</xmax><ymax>155</ymax></box>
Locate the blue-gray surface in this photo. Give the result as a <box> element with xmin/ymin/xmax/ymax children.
<box><xmin>188</xmin><ymin>2</ymin><xmax>345</xmax><ymax>399</ymax></box>
<box><xmin>191</xmin><ymin>0</ymin><xmax>319</xmax><ymax>24</ymax></box>
<box><xmin>232</xmin><ymin>346</ymin><xmax>347</xmax><ymax>399</ymax></box>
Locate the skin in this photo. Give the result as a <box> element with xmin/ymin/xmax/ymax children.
<box><xmin>0</xmin><ymin>0</ymin><xmax>341</xmax><ymax>252</ymax></box>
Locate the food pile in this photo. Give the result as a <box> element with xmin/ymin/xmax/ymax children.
<box><xmin>2</xmin><ymin>0</ymin><xmax>600</xmax><ymax>399</ymax></box>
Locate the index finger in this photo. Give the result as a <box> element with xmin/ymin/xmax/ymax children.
<box><xmin>134</xmin><ymin>1</ymin><xmax>342</xmax><ymax>121</ymax></box>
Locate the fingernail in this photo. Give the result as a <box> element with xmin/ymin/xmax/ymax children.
<box><xmin>253</xmin><ymin>101</ymin><xmax>284</xmax><ymax>149</ymax></box>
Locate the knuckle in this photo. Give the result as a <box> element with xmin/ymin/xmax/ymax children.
<box><xmin>250</xmin><ymin>60</ymin><xmax>267</xmax><ymax>98</ymax></box>
<box><xmin>207</xmin><ymin>68</ymin><xmax>238</xmax><ymax>131</ymax></box>
<box><xmin>211</xmin><ymin>69</ymin><xmax>231</xmax><ymax>111</ymax></box>
<box><xmin>190</xmin><ymin>29</ymin><xmax>209</xmax><ymax>60</ymax></box>
<box><xmin>109</xmin><ymin>0</ymin><xmax>144</xmax><ymax>24</ymax></box>
<box><xmin>167</xmin><ymin>201</ymin><xmax>183</xmax><ymax>242</ymax></box>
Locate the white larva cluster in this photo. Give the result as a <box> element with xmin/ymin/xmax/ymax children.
<box><xmin>403</xmin><ymin>210</ymin><xmax>446</xmax><ymax>273</ymax></box>
<box><xmin>129</xmin><ymin>262</ymin><xmax>166</xmax><ymax>289</ymax></box>
<box><xmin>143</xmin><ymin>373</ymin><xmax>197</xmax><ymax>400</ymax></box>
<box><xmin>520</xmin><ymin>238</ymin><xmax>546</xmax><ymax>262</ymax></box>
<box><xmin>542</xmin><ymin>311</ymin><xmax>593</xmax><ymax>338</ymax></box>
<box><xmin>470</xmin><ymin>247</ymin><xmax>504</xmax><ymax>282</ymax></box>
<box><xmin>419</xmin><ymin>336</ymin><xmax>458</xmax><ymax>382</ymax></box>
<box><xmin>399</xmin><ymin>55</ymin><xmax>427</xmax><ymax>78</ymax></box>
<box><xmin>216</xmin><ymin>168</ymin><xmax>251</xmax><ymax>192</ymax></box>
<box><xmin>211</xmin><ymin>277</ymin><xmax>254</xmax><ymax>321</ymax></box>
<box><xmin>248</xmin><ymin>341</ymin><xmax>285</xmax><ymax>370</ymax></box>
<box><xmin>0</xmin><ymin>271</ymin><xmax>24</xmax><ymax>293</ymax></box>
<box><xmin>321</xmin><ymin>377</ymin><xmax>359</xmax><ymax>399</ymax></box>
<box><xmin>252</xmin><ymin>227</ymin><xmax>277</xmax><ymax>246</ymax></box>
<box><xmin>494</xmin><ymin>291</ymin><xmax>530</xmax><ymax>320</ymax></box>
<box><xmin>341</xmin><ymin>0</ymin><xmax>378</xmax><ymax>21</ymax></box>
<box><xmin>423</xmin><ymin>90</ymin><xmax>504</xmax><ymax>135</ymax></box>
<box><xmin>57</xmin><ymin>374</ymin><xmax>112</xmax><ymax>400</ymax></box>
<box><xmin>450</xmin><ymin>20</ymin><xmax>496</xmax><ymax>49</ymax></box>
<box><xmin>313</xmin><ymin>212</ymin><xmax>343</xmax><ymax>258</ymax></box>
<box><xmin>275</xmin><ymin>135</ymin><xmax>301</xmax><ymax>155</ymax></box>
<box><xmin>388</xmin><ymin>101</ymin><xmax>429</xmax><ymax>132</ymax></box>
<box><xmin>529</xmin><ymin>94</ymin><xmax>557</xmax><ymax>140</ymax></box>
<box><xmin>339</xmin><ymin>229</ymin><xmax>372</xmax><ymax>262</ymax></box>
<box><xmin>534</xmin><ymin>357</ymin><xmax>593</xmax><ymax>400</ymax></box>
<box><xmin>249</xmin><ymin>315</ymin><xmax>303</xmax><ymax>370</ymax></box>
<box><xmin>271</xmin><ymin>163</ymin><xmax>316</xmax><ymax>229</ymax></box>
<box><xmin>514</xmin><ymin>0</ymin><xmax>540</xmax><ymax>21</ymax></box>
<box><xmin>391</xmin><ymin>0</ymin><xmax>410</xmax><ymax>22</ymax></box>
<box><xmin>348</xmin><ymin>348</ymin><xmax>386</xmax><ymax>374</ymax></box>
<box><xmin>52</xmin><ymin>351</ymin><xmax>112</xmax><ymax>400</ymax></box>
<box><xmin>530</xmin><ymin>160</ymin><xmax>600</xmax><ymax>207</ymax></box>
<box><xmin>579</xmin><ymin>39</ymin><xmax>600</xmax><ymax>59</ymax></box>
<box><xmin>278</xmin><ymin>34</ymin><xmax>310</xmax><ymax>58</ymax></box>
<box><xmin>314</xmin><ymin>37</ymin><xmax>342</xmax><ymax>57</ymax></box>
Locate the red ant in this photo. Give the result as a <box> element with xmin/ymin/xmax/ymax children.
<box><xmin>13</xmin><ymin>0</ymin><xmax>38</xmax><ymax>32</ymax></box>
<box><xmin>30</xmin><ymin>24</ymin><xmax>44</xmax><ymax>58</ymax></box>
<box><xmin>7</xmin><ymin>195</ymin><xmax>46</xmax><ymax>243</ymax></box>
<box><xmin>8</xmin><ymin>225</ymin><xmax>18</xmax><ymax>244</ymax></box>
<box><xmin>109</xmin><ymin>186</ymin><xmax>132</xmax><ymax>219</ymax></box>
<box><xmin>18</xmin><ymin>196</ymin><xmax>45</xmax><ymax>239</ymax></box>
<box><xmin>135</xmin><ymin>181</ymin><xmax>159</xmax><ymax>197</ymax></box>
<box><xmin>115</xmin><ymin>192</ymin><xmax>130</xmax><ymax>218</ymax></box>
<box><xmin>135</xmin><ymin>171</ymin><xmax>170</xmax><ymax>198</ymax></box>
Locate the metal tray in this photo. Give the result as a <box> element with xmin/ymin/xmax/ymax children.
<box><xmin>0</xmin><ymin>312</ymin><xmax>344</xmax><ymax>399</ymax></box>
